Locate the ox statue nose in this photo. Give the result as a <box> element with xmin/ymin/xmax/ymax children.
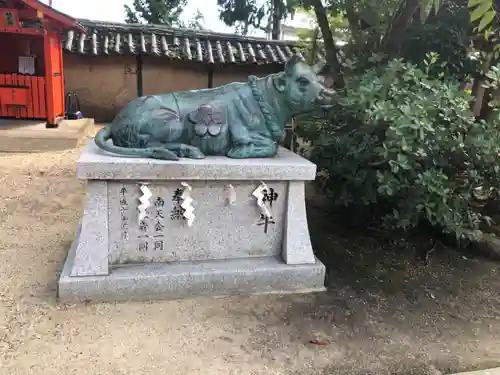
<box><xmin>315</xmin><ymin>88</ymin><xmax>337</xmax><ymax>107</ymax></box>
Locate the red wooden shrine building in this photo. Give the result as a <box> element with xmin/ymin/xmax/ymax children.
<box><xmin>0</xmin><ymin>0</ymin><xmax>84</xmax><ymax>127</ymax></box>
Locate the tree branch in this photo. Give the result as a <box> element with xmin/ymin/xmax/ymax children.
<box><xmin>345</xmin><ymin>4</ymin><xmax>363</xmax><ymax>52</ymax></box>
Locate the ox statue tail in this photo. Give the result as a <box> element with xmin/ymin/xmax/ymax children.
<box><xmin>94</xmin><ymin>125</ymin><xmax>180</xmax><ymax>161</ymax></box>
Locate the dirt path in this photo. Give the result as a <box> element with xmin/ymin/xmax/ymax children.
<box><xmin>2</xmin><ymin>133</ymin><xmax>500</xmax><ymax>375</ymax></box>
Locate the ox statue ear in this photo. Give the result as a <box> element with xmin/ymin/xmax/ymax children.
<box><xmin>284</xmin><ymin>53</ymin><xmax>303</xmax><ymax>73</ymax></box>
<box><xmin>272</xmin><ymin>72</ymin><xmax>286</xmax><ymax>93</ymax></box>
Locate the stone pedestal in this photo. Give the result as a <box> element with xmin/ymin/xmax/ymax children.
<box><xmin>58</xmin><ymin>141</ymin><xmax>326</xmax><ymax>302</ymax></box>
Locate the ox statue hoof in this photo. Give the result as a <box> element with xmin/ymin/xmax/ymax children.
<box><xmin>178</xmin><ymin>145</ymin><xmax>206</xmax><ymax>159</ymax></box>
<box><xmin>227</xmin><ymin>143</ymin><xmax>277</xmax><ymax>159</ymax></box>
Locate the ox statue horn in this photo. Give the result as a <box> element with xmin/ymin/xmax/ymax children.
<box><xmin>312</xmin><ymin>58</ymin><xmax>326</xmax><ymax>74</ymax></box>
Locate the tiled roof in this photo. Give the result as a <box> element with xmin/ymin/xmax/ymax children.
<box><xmin>25</xmin><ymin>1</ymin><xmax>86</xmax><ymax>31</ymax></box>
<box><xmin>62</xmin><ymin>19</ymin><xmax>311</xmax><ymax>65</ymax></box>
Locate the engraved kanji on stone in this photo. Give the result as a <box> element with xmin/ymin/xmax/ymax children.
<box><xmin>170</xmin><ymin>206</ymin><xmax>185</xmax><ymax>220</ymax></box>
<box><xmin>262</xmin><ymin>188</ymin><xmax>278</xmax><ymax>208</ymax></box>
<box><xmin>155</xmin><ymin>209</ymin><xmax>165</xmax><ymax>219</ymax></box>
<box><xmin>138</xmin><ymin>240</ymin><xmax>148</xmax><ymax>252</ymax></box>
<box><xmin>154</xmin><ymin>239</ymin><xmax>164</xmax><ymax>251</ymax></box>
<box><xmin>120</xmin><ymin>186</ymin><xmax>129</xmax><ymax>240</ymax></box>
<box><xmin>154</xmin><ymin>220</ymin><xmax>164</xmax><ymax>232</ymax></box>
<box><xmin>170</xmin><ymin>188</ymin><xmax>185</xmax><ymax>220</ymax></box>
<box><xmin>139</xmin><ymin>220</ymin><xmax>148</xmax><ymax>232</ymax></box>
<box><xmin>172</xmin><ymin>188</ymin><xmax>183</xmax><ymax>203</ymax></box>
<box><xmin>257</xmin><ymin>214</ymin><xmax>275</xmax><ymax>234</ymax></box>
<box><xmin>154</xmin><ymin>197</ymin><xmax>165</xmax><ymax>208</ymax></box>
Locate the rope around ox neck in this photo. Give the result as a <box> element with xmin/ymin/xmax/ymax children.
<box><xmin>247</xmin><ymin>75</ymin><xmax>285</xmax><ymax>142</ymax></box>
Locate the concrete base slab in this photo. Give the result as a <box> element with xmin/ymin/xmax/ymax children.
<box><xmin>0</xmin><ymin>118</ymin><xmax>94</xmax><ymax>152</ymax></box>
<box><xmin>58</xmin><ymin>224</ymin><xmax>326</xmax><ymax>303</ymax></box>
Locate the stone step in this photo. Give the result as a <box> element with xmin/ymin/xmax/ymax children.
<box><xmin>0</xmin><ymin>118</ymin><xmax>94</xmax><ymax>152</ymax></box>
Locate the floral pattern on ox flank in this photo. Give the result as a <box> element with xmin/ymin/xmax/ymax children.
<box><xmin>187</xmin><ymin>104</ymin><xmax>225</xmax><ymax>138</ymax></box>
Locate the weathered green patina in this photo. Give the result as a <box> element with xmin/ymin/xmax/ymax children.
<box><xmin>94</xmin><ymin>53</ymin><xmax>335</xmax><ymax>160</ymax></box>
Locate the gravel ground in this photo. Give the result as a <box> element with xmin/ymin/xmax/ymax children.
<box><xmin>2</xmin><ymin>132</ymin><xmax>500</xmax><ymax>375</ymax></box>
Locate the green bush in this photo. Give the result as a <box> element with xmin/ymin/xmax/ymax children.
<box><xmin>297</xmin><ymin>58</ymin><xmax>500</xmax><ymax>242</ymax></box>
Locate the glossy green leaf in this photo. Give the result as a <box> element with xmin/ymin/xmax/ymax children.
<box><xmin>433</xmin><ymin>0</ymin><xmax>441</xmax><ymax>14</ymax></box>
<box><xmin>468</xmin><ymin>0</ymin><xmax>488</xmax><ymax>8</ymax></box>
<box><xmin>477</xmin><ymin>10</ymin><xmax>496</xmax><ymax>31</ymax></box>
<box><xmin>471</xmin><ymin>1</ymin><xmax>493</xmax><ymax>22</ymax></box>
<box><xmin>420</xmin><ymin>1</ymin><xmax>432</xmax><ymax>22</ymax></box>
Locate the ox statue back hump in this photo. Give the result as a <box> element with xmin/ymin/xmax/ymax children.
<box><xmin>94</xmin><ymin>54</ymin><xmax>336</xmax><ymax>160</ymax></box>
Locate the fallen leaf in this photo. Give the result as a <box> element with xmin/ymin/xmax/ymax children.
<box><xmin>309</xmin><ymin>338</ymin><xmax>330</xmax><ymax>345</ymax></box>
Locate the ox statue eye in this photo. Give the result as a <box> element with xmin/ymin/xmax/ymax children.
<box><xmin>297</xmin><ymin>77</ymin><xmax>309</xmax><ymax>85</ymax></box>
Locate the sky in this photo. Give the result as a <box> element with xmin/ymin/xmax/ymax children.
<box><xmin>42</xmin><ymin>0</ymin><xmax>251</xmax><ymax>35</ymax></box>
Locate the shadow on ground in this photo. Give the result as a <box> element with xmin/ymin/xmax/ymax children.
<box><xmin>276</xmin><ymin>205</ymin><xmax>500</xmax><ymax>374</ymax></box>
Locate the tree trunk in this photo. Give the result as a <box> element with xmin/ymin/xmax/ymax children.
<box><xmin>309</xmin><ymin>0</ymin><xmax>344</xmax><ymax>88</ymax></box>
<box><xmin>478</xmin><ymin>87</ymin><xmax>500</xmax><ymax>123</ymax></box>
<box><xmin>381</xmin><ymin>0</ymin><xmax>421</xmax><ymax>53</ymax></box>
<box><xmin>474</xmin><ymin>47</ymin><xmax>495</xmax><ymax>119</ymax></box>
<box><xmin>470</xmin><ymin>77</ymin><xmax>483</xmax><ymax>116</ymax></box>
<box><xmin>271</xmin><ymin>0</ymin><xmax>282</xmax><ymax>40</ymax></box>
